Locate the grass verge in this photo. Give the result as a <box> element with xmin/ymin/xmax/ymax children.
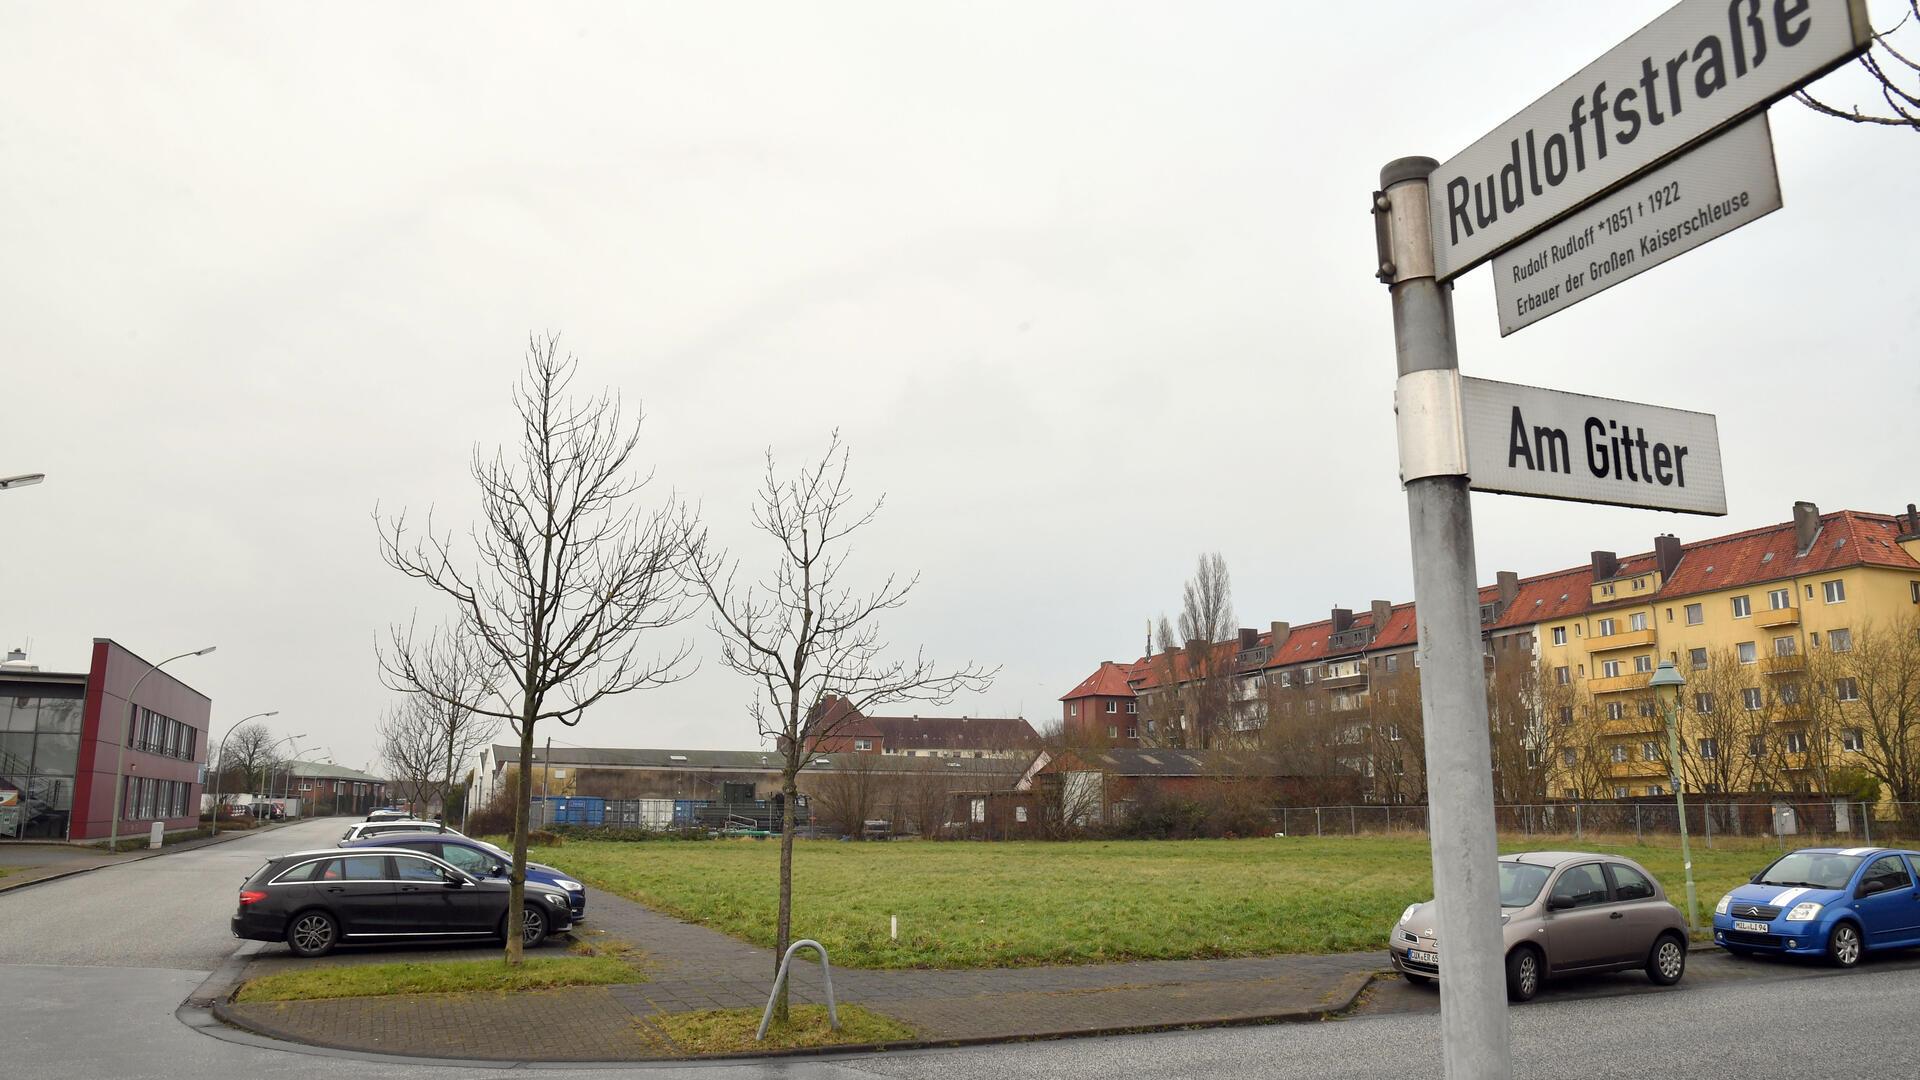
<box><xmin>234</xmin><ymin>953</ymin><xmax>641</xmax><ymax>1003</ymax></box>
<box><xmin>652</xmin><ymin>1005</ymin><xmax>912</xmax><ymax>1054</ymax></box>
<box><xmin>542</xmin><ymin>833</ymin><xmax>1792</xmax><ymax>969</ymax></box>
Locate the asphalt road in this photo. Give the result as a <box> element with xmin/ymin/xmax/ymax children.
<box><xmin>5</xmin><ymin>819</ymin><xmax>1919</xmax><ymax>1077</ymax></box>
<box><xmin>0</xmin><ymin>815</ymin><xmax>341</xmax><ymax>970</ymax></box>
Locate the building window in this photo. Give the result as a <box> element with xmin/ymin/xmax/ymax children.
<box><xmin>1125</xmin><ymin>701</ymin><xmax>1137</xmax><ymax>714</ymax></box>
<box><xmin>1639</xmin><ymin>701</ymin><xmax>1657</xmax><ymax>718</ymax></box>
<box><xmin>1557</xmin><ymin>706</ymin><xmax>1573</xmax><ymax>727</ymax></box>
<box><xmin>1698</xmin><ymin>738</ymin><xmax>1718</xmax><ymax>760</ymax></box>
<box><xmin>1634</xmin><ymin>655</ymin><xmax>1654</xmax><ymax>674</ymax></box>
<box><xmin>1689</xmin><ymin>647</ymin><xmax>1709</xmax><ymax>670</ymax></box>
<box><xmin>1823</xmin><ymin>580</ymin><xmax>1847</xmax><ymax>604</ymax></box>
<box><xmin>1015</xmin><ymin>806</ymin><xmax>1028</xmax><ymax>823</ymax></box>
<box><xmin>1912</xmin><ymin>581</ymin><xmax>1919</xmax><ymax>604</ymax></box>
<box><xmin>1384</xmin><ymin>655</ymin><xmax>1399</xmax><ymax>673</ymax></box>
<box><xmin>1641</xmin><ymin>741</ymin><xmax>1660</xmax><ymax>761</ymax></box>
<box><xmin>1829</xmin><ymin>628</ymin><xmax>1853</xmax><ymax>653</ymax></box>
<box><xmin>1555</xmin><ymin>666</ymin><xmax>1571</xmax><ymax>685</ymax></box>
<box><xmin>1843</xmin><ymin>728</ymin><xmax>1865</xmax><ymax>753</ymax></box>
<box><xmin>1748</xmin><ymin>736</ymin><xmax>1766</xmax><ymax>757</ymax></box>
<box><xmin>1107</xmin><ymin>725</ymin><xmax>1118</xmax><ymax>739</ymax></box>
<box><xmin>1836</xmin><ymin>677</ymin><xmax>1860</xmax><ymax>702</ymax></box>
<box><xmin>1647</xmin><ymin>784</ymin><xmax>1664</xmax><ymax>796</ymax></box>
<box><xmin>1387</xmin><ymin>724</ymin><xmax>1402</xmax><ymax>742</ymax></box>
<box><xmin>1126</xmin><ymin>727</ymin><xmax>1138</xmax><ymax>739</ymax></box>
<box><xmin>1630</xmin><ymin>612</ymin><xmax>1648</xmax><ymax>631</ymax></box>
<box><xmin>1611</xmin><ymin>745</ymin><xmax>1628</xmax><ymax>763</ymax></box>
<box><xmin>1279</xmin><ymin>672</ymin><xmax>1292</xmax><ymax>687</ymax></box>
<box><xmin>1105</xmin><ymin>701</ymin><xmax>1117</xmax><ymax>714</ymax></box>
<box><xmin>1602</xmin><ymin>660</ymin><xmax>1624</xmax><ymax>678</ymax></box>
<box><xmin>1694</xmin><ymin>692</ymin><xmax>1713</xmax><ymax>713</ymax></box>
<box><xmin>1774</xmin><ymin>636</ymin><xmax>1797</xmax><ymax>658</ymax></box>
<box><xmin>1601</xmin><ymin>584</ymin><xmax>1616</xmax><ymax>596</ymax></box>
<box><xmin>1743</xmin><ymin>688</ymin><xmax>1763</xmax><ymax>711</ymax></box>
<box><xmin>1552</xmin><ymin>627</ymin><xmax>1567</xmax><ymax>646</ymax></box>
<box><xmin>1737</xmin><ymin>642</ymin><xmax>1757</xmax><ymax>664</ymax></box>
<box><xmin>969</xmin><ymin>798</ymin><xmax>985</xmax><ymax>824</ymax></box>
<box><xmin>1768</xmin><ymin>588</ymin><xmax>1792</xmax><ymax>610</ymax></box>
<box><xmin>1069</xmin><ymin>703</ymin><xmax>1079</xmax><ymax>718</ymax></box>
<box><xmin>1731</xmin><ymin>596</ymin><xmax>1751</xmax><ymax>618</ymax></box>
<box><xmin>1781</xmin><ymin>684</ymin><xmax>1801</xmax><ymax>705</ymax></box>
<box><xmin>1561</xmin><ymin>748</ymin><xmax>1577</xmax><ymax>766</ymax></box>
<box><xmin>1598</xmin><ymin>617</ymin><xmax>1618</xmax><ymax>636</ymax></box>
<box><xmin>1786</xmin><ymin>732</ymin><xmax>1809</xmax><ymax>754</ymax></box>
<box><xmin>1684</xmin><ymin>603</ymin><xmax>1703</xmax><ymax>626</ymax></box>
<box><xmin>1606</xmin><ymin>702</ymin><xmax>1625</xmax><ymax>721</ymax></box>
<box><xmin>1614</xmin><ymin>786</ymin><xmax>1630</xmax><ymax>799</ymax></box>
<box><xmin>853</xmin><ymin>739</ymin><xmax>871</xmax><ymax>751</ymax></box>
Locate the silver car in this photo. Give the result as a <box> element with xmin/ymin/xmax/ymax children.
<box><xmin>1388</xmin><ymin>851</ymin><xmax>1691</xmax><ymax>1001</ymax></box>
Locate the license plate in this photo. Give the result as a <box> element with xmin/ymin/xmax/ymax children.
<box><xmin>1733</xmin><ymin>920</ymin><xmax>1770</xmax><ymax>933</ymax></box>
<box><xmin>1407</xmin><ymin>949</ymin><xmax>1438</xmax><ymax>965</ymax></box>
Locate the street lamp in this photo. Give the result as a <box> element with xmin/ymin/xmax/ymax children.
<box><xmin>270</xmin><ymin>733</ymin><xmax>308</xmax><ymax>817</ymax></box>
<box><xmin>108</xmin><ymin>645</ymin><xmax>216</xmax><ymax>850</ymax></box>
<box><xmin>209</xmin><ymin>710</ymin><xmax>279</xmax><ymax>836</ymax></box>
<box><xmin>0</xmin><ymin>473</ymin><xmax>47</xmax><ymax>491</ymax></box>
<box><xmin>1651</xmin><ymin>658</ymin><xmax>1699</xmax><ymax>933</ymax></box>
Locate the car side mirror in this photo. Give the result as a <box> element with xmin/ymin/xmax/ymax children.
<box><xmin>491</xmin><ymin>862</ymin><xmax>506</xmax><ymax>876</ymax></box>
<box><xmin>1858</xmin><ymin>879</ymin><xmax>1886</xmax><ymax>898</ymax></box>
<box><xmin>443</xmin><ymin>876</ymin><xmax>466</xmax><ymax>889</ymax></box>
<box><xmin>1546</xmin><ymin>895</ymin><xmax>1576</xmax><ymax>911</ymax></box>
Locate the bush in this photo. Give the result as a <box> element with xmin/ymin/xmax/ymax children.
<box><xmin>464</xmin><ymin>788</ymin><xmax>518</xmax><ymax>838</ymax></box>
<box><xmin>1101</xmin><ymin>781</ymin><xmax>1275</xmax><ymax>841</ymax></box>
<box><xmin>546</xmin><ymin>824</ymin><xmax>712</xmax><ymax>842</ymax></box>
<box><xmin>527</xmin><ymin>829</ymin><xmax>563</xmax><ymax>847</ymax></box>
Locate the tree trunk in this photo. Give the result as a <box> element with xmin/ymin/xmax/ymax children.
<box><xmin>505</xmin><ymin>712</ymin><xmax>535</xmax><ymax>965</ymax></box>
<box><xmin>772</xmin><ymin>765</ymin><xmax>798</xmax><ymax>1026</ymax></box>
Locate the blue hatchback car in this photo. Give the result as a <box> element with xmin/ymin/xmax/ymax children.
<box><xmin>1713</xmin><ymin>846</ymin><xmax>1920</xmax><ymax>966</ymax></box>
<box><xmin>343</xmin><ymin>833</ymin><xmax>587</xmax><ymax>921</ymax></box>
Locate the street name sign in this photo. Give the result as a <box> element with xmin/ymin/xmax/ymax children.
<box><xmin>1460</xmin><ymin>376</ymin><xmax>1726</xmax><ymax>515</ymax></box>
<box><xmin>1429</xmin><ymin>0</ymin><xmax>1870</xmax><ymax>282</ymax></box>
<box><xmin>1492</xmin><ymin>113</ymin><xmax>1781</xmax><ymax>335</ymax></box>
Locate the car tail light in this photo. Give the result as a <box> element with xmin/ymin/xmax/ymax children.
<box><xmin>239</xmin><ymin>890</ymin><xmax>268</xmax><ymax>905</ymax></box>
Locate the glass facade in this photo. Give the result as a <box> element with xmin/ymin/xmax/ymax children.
<box><xmin>0</xmin><ymin>687</ymin><xmax>83</xmax><ymax>839</ymax></box>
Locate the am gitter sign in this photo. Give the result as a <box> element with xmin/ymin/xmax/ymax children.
<box><xmin>1460</xmin><ymin>377</ymin><xmax>1726</xmax><ymax>515</ymax></box>
<box><xmin>1428</xmin><ymin>0</ymin><xmax>1869</xmax><ymax>281</ymax></box>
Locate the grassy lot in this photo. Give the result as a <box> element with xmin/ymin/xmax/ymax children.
<box><xmin>234</xmin><ymin>953</ymin><xmax>641</xmax><ymax>1003</ymax></box>
<box><xmin>653</xmin><ymin>1005</ymin><xmax>912</xmax><ymax>1053</ymax></box>
<box><xmin>542</xmin><ymin>834</ymin><xmax>1787</xmax><ymax>969</ymax></box>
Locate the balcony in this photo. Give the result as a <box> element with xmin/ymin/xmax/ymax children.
<box><xmin>1589</xmin><ymin>672</ymin><xmax>1652</xmax><ymax>694</ymax></box>
<box><xmin>1756</xmin><ymin>606</ymin><xmax>1801</xmax><ymax>629</ymax></box>
<box><xmin>1320</xmin><ymin>672</ymin><xmax>1369</xmax><ymax>691</ymax></box>
<box><xmin>1762</xmin><ymin>654</ymin><xmax>1806</xmax><ymax>676</ymax></box>
<box><xmin>1589</xmin><ymin>627</ymin><xmax>1658</xmax><ymax>652</ymax></box>
<box><xmin>1601</xmin><ymin>716</ymin><xmax>1665</xmax><ymax>737</ymax></box>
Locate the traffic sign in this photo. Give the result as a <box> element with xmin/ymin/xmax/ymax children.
<box><xmin>1492</xmin><ymin>113</ymin><xmax>1781</xmax><ymax>335</ymax></box>
<box><xmin>1460</xmin><ymin>376</ymin><xmax>1726</xmax><ymax>514</ymax></box>
<box><xmin>1429</xmin><ymin>0</ymin><xmax>1869</xmax><ymax>282</ymax></box>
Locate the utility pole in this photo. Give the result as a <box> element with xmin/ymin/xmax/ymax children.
<box><xmin>1376</xmin><ymin>157</ymin><xmax>1511</xmax><ymax>1079</ymax></box>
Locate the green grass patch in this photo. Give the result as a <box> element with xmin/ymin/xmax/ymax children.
<box><xmin>233</xmin><ymin>954</ymin><xmax>640</xmax><ymax>1003</ymax></box>
<box><xmin>541</xmin><ymin>833</ymin><xmax>1787</xmax><ymax>969</ymax></box>
<box><xmin>653</xmin><ymin>1004</ymin><xmax>912</xmax><ymax>1054</ymax></box>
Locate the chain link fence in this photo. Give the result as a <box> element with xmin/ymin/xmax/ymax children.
<box><xmin>1271</xmin><ymin>800</ymin><xmax>1920</xmax><ymax>847</ymax></box>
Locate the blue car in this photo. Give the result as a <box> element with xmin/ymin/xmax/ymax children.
<box><xmin>342</xmin><ymin>832</ymin><xmax>587</xmax><ymax>921</ymax></box>
<box><xmin>1713</xmin><ymin>846</ymin><xmax>1920</xmax><ymax>966</ymax></box>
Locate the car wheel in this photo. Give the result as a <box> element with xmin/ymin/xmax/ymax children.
<box><xmin>1403</xmin><ymin>972</ymin><xmax>1432</xmax><ymax>986</ymax></box>
<box><xmin>1828</xmin><ymin>922</ymin><xmax>1862</xmax><ymax>968</ymax></box>
<box><xmin>1505</xmin><ymin>946</ymin><xmax>1541</xmax><ymax>1002</ymax></box>
<box><xmin>287</xmin><ymin>910</ymin><xmax>338</xmax><ymax>957</ymax></box>
<box><xmin>1647</xmin><ymin>933</ymin><xmax>1687</xmax><ymax>985</ymax></box>
<box><xmin>520</xmin><ymin>905</ymin><xmax>549</xmax><ymax>949</ymax></box>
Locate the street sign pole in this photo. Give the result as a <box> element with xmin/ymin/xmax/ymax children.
<box><xmin>1376</xmin><ymin>157</ymin><xmax>1511</xmax><ymax>1080</ymax></box>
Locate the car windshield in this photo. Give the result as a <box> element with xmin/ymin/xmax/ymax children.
<box><xmin>1499</xmin><ymin>861</ymin><xmax>1552</xmax><ymax>907</ymax></box>
<box><xmin>1755</xmin><ymin>851</ymin><xmax>1864</xmax><ymax>890</ymax></box>
<box><xmin>476</xmin><ymin>840</ymin><xmax>511</xmax><ymax>861</ymax></box>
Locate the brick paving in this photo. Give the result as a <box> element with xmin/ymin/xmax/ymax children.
<box><xmin>219</xmin><ymin>888</ymin><xmax>1388</xmax><ymax>1060</ymax></box>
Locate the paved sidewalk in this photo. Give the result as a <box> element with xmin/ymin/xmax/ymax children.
<box><xmin>217</xmin><ymin>888</ymin><xmax>1385</xmax><ymax>1060</ymax></box>
<box><xmin>0</xmin><ymin>820</ymin><xmax>296</xmax><ymax>893</ymax></box>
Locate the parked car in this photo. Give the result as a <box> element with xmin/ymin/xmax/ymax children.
<box><xmin>1713</xmin><ymin>846</ymin><xmax>1920</xmax><ymax>966</ymax></box>
<box><xmin>365</xmin><ymin>808</ymin><xmax>412</xmax><ymax>822</ymax></box>
<box><xmin>342</xmin><ymin>832</ymin><xmax>587</xmax><ymax>921</ymax></box>
<box><xmin>339</xmin><ymin>820</ymin><xmax>462</xmax><ymax>843</ymax></box>
<box><xmin>1389</xmin><ymin>850</ymin><xmax>1690</xmax><ymax>1001</ymax></box>
<box><xmin>230</xmin><ymin>847</ymin><xmax>574</xmax><ymax>957</ymax></box>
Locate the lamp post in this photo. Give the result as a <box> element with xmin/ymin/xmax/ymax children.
<box><xmin>208</xmin><ymin>710</ymin><xmax>279</xmax><ymax>836</ymax></box>
<box><xmin>0</xmin><ymin>473</ymin><xmax>47</xmax><ymax>491</ymax></box>
<box><xmin>1651</xmin><ymin>659</ymin><xmax>1699</xmax><ymax>932</ymax></box>
<box><xmin>108</xmin><ymin>646</ymin><xmax>216</xmax><ymax>850</ymax></box>
<box><xmin>270</xmin><ymin>733</ymin><xmax>307</xmax><ymax>818</ymax></box>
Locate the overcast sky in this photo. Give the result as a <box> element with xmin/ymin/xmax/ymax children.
<box><xmin>4</xmin><ymin>2</ymin><xmax>1915</xmax><ymax>772</ymax></box>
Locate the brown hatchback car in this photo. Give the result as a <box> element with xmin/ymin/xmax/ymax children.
<box><xmin>1388</xmin><ymin>851</ymin><xmax>1691</xmax><ymax>1001</ymax></box>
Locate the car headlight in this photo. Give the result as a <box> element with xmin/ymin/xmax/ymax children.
<box><xmin>1714</xmin><ymin>894</ymin><xmax>1731</xmax><ymax>916</ymax></box>
<box><xmin>1783</xmin><ymin>902</ymin><xmax>1823</xmax><ymax>922</ymax></box>
<box><xmin>545</xmin><ymin>893</ymin><xmax>567</xmax><ymax>905</ymax></box>
<box><xmin>1399</xmin><ymin>904</ymin><xmax>1419</xmax><ymax>924</ymax></box>
<box><xmin>557</xmin><ymin>880</ymin><xmax>582</xmax><ymax>892</ymax></box>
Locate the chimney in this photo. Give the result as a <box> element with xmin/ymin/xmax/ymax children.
<box><xmin>1591</xmin><ymin>550</ymin><xmax>1619</xmax><ymax>580</ymax></box>
<box><xmin>1654</xmin><ymin>534</ymin><xmax>1683</xmax><ymax>579</ymax></box>
<box><xmin>1496</xmin><ymin>571</ymin><xmax>1519</xmax><ymax>608</ymax></box>
<box><xmin>1269</xmin><ymin>621</ymin><xmax>1290</xmax><ymax>645</ymax></box>
<box><xmin>1237</xmin><ymin>627</ymin><xmax>1258</xmax><ymax>651</ymax></box>
<box><xmin>1331</xmin><ymin>608</ymin><xmax>1353</xmax><ymax>634</ymax></box>
<box><xmin>1370</xmin><ymin>600</ymin><xmax>1392</xmax><ymax>628</ymax></box>
<box><xmin>1902</xmin><ymin>503</ymin><xmax>1920</xmax><ymax>542</ymax></box>
<box><xmin>1794</xmin><ymin>501</ymin><xmax>1821</xmax><ymax>555</ymax></box>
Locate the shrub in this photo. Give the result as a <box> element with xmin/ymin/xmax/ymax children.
<box><xmin>463</xmin><ymin>788</ymin><xmax>519</xmax><ymax>838</ymax></box>
<box><xmin>1100</xmin><ymin>781</ymin><xmax>1276</xmax><ymax>841</ymax></box>
<box><xmin>527</xmin><ymin>829</ymin><xmax>563</xmax><ymax>847</ymax></box>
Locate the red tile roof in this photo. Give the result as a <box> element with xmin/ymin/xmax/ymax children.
<box><xmin>1061</xmin><ymin>661</ymin><xmax>1139</xmax><ymax>701</ymax></box>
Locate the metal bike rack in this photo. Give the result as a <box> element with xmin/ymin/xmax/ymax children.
<box><xmin>756</xmin><ymin>938</ymin><xmax>838</xmax><ymax>1041</ymax></box>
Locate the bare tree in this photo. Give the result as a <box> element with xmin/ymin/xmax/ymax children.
<box><xmin>683</xmin><ymin>432</ymin><xmax>994</xmax><ymax>1023</ymax></box>
<box><xmin>1835</xmin><ymin>615</ymin><xmax>1920</xmax><ymax>807</ymax></box>
<box><xmin>1366</xmin><ymin>665</ymin><xmax>1426</xmax><ymax>805</ymax></box>
<box><xmin>1487</xmin><ymin>653</ymin><xmax>1554</xmax><ymax>804</ymax></box>
<box><xmin>377</xmin><ymin>334</ymin><xmax>698</xmax><ymax>963</ymax></box>
<box><xmin>1141</xmin><ymin>554</ymin><xmax>1238</xmax><ymax>749</ymax></box>
<box><xmin>1674</xmin><ymin>648</ymin><xmax>1760</xmax><ymax>796</ymax></box>
<box><xmin>1796</xmin><ymin>3</ymin><xmax>1920</xmax><ymax>131</ymax></box>
<box><xmin>377</xmin><ymin>627</ymin><xmax>500</xmax><ymax>820</ymax></box>
<box><xmin>812</xmin><ymin>752</ymin><xmax>887</xmax><ymax>838</ymax></box>
<box><xmin>216</xmin><ymin>721</ymin><xmax>284</xmax><ymax>806</ymax></box>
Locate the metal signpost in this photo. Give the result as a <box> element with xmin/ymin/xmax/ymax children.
<box><xmin>1377</xmin><ymin>2</ymin><xmax>1870</xmax><ymax>1077</ymax></box>
<box><xmin>1490</xmin><ymin>114</ymin><xmax>1781</xmax><ymax>335</ymax></box>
